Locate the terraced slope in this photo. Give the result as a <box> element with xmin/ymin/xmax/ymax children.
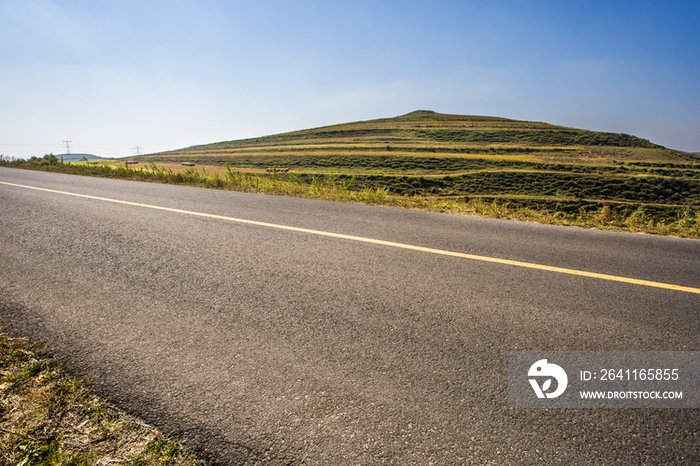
<box><xmin>119</xmin><ymin>111</ymin><xmax>700</xmax><ymax>231</ymax></box>
<box><xmin>145</xmin><ymin>110</ymin><xmax>693</xmax><ymax>169</ymax></box>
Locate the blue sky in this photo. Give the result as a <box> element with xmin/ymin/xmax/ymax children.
<box><xmin>1</xmin><ymin>0</ymin><xmax>699</xmax><ymax>158</ymax></box>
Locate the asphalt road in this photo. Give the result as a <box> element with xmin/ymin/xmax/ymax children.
<box><xmin>1</xmin><ymin>166</ymin><xmax>699</xmax><ymax>465</ymax></box>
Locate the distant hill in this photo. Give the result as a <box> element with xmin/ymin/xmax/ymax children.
<box><xmin>58</xmin><ymin>153</ymin><xmax>109</xmax><ymax>162</ymax></box>
<box><xmin>143</xmin><ymin>110</ymin><xmax>696</xmax><ymax>167</ymax></box>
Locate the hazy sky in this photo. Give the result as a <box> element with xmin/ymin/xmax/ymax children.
<box><xmin>2</xmin><ymin>0</ymin><xmax>699</xmax><ymax>158</ymax></box>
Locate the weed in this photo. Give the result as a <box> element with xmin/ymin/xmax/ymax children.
<box><xmin>599</xmin><ymin>205</ymin><xmax>613</xmax><ymax>223</ymax></box>
<box><xmin>0</xmin><ymin>333</ymin><xmax>205</xmax><ymax>466</ymax></box>
<box><xmin>625</xmin><ymin>207</ymin><xmax>648</xmax><ymax>228</ymax></box>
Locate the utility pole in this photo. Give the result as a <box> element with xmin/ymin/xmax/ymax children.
<box><xmin>63</xmin><ymin>140</ymin><xmax>72</xmax><ymax>154</ymax></box>
<box><xmin>132</xmin><ymin>146</ymin><xmax>142</xmax><ymax>156</ymax></box>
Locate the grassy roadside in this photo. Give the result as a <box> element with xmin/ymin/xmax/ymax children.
<box><xmin>3</xmin><ymin>155</ymin><xmax>700</xmax><ymax>239</ymax></box>
<box><xmin>0</xmin><ymin>332</ymin><xmax>206</xmax><ymax>466</ymax></box>
<box><xmin>2</xmin><ymin>156</ymin><xmax>700</xmax><ymax>239</ymax></box>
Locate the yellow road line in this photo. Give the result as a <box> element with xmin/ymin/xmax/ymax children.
<box><xmin>3</xmin><ymin>180</ymin><xmax>700</xmax><ymax>294</ymax></box>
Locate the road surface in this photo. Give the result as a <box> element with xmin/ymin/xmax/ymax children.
<box><xmin>1</xmin><ymin>167</ymin><xmax>699</xmax><ymax>465</ymax></box>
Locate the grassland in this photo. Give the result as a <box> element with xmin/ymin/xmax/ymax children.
<box><xmin>3</xmin><ymin>110</ymin><xmax>700</xmax><ymax>238</ymax></box>
<box><xmin>0</xmin><ymin>332</ymin><xmax>206</xmax><ymax>465</ymax></box>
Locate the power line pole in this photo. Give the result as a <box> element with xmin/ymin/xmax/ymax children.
<box><xmin>132</xmin><ymin>146</ymin><xmax>142</xmax><ymax>156</ymax></box>
<box><xmin>63</xmin><ymin>140</ymin><xmax>72</xmax><ymax>154</ymax></box>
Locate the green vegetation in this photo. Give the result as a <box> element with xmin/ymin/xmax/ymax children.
<box><xmin>2</xmin><ymin>110</ymin><xmax>700</xmax><ymax>238</ymax></box>
<box><xmin>0</xmin><ymin>332</ymin><xmax>205</xmax><ymax>465</ymax></box>
<box><xmin>26</xmin><ymin>153</ymin><xmax>60</xmax><ymax>166</ymax></box>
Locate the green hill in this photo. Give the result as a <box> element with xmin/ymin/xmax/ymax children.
<box><xmin>145</xmin><ymin>110</ymin><xmax>691</xmax><ymax>169</ymax></box>
<box><xmin>128</xmin><ymin>111</ymin><xmax>700</xmax><ymax>233</ymax></box>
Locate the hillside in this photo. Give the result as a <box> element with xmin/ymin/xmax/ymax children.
<box><xmin>143</xmin><ymin>110</ymin><xmax>695</xmax><ymax>169</ymax></box>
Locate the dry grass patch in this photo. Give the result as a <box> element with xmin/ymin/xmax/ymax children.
<box><xmin>0</xmin><ymin>333</ymin><xmax>206</xmax><ymax>466</ymax></box>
